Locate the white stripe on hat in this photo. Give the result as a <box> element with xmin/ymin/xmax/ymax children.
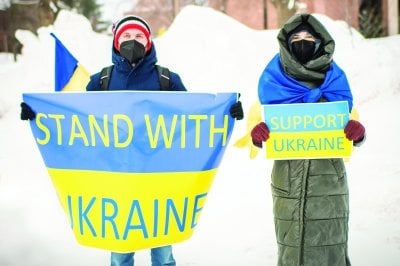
<box><xmin>115</xmin><ymin>19</ymin><xmax>150</xmax><ymax>36</ymax></box>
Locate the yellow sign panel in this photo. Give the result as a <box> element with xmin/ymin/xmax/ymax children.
<box><xmin>266</xmin><ymin>131</ymin><xmax>352</xmax><ymax>159</ymax></box>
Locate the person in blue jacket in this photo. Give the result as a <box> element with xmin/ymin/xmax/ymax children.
<box><xmin>21</xmin><ymin>14</ymin><xmax>243</xmax><ymax>266</ymax></box>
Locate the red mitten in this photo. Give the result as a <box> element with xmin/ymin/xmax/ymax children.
<box><xmin>344</xmin><ymin>120</ymin><xmax>365</xmax><ymax>142</ymax></box>
<box><xmin>251</xmin><ymin>122</ymin><xmax>270</xmax><ymax>148</ymax></box>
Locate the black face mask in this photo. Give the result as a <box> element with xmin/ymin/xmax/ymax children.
<box><xmin>119</xmin><ymin>39</ymin><xmax>146</xmax><ymax>64</ymax></box>
<box><xmin>291</xmin><ymin>40</ymin><xmax>316</xmax><ymax>64</ymax></box>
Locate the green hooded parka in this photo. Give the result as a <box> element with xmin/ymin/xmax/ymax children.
<box><xmin>269</xmin><ymin>14</ymin><xmax>351</xmax><ymax>266</ymax></box>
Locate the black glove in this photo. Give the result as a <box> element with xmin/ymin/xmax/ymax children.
<box><xmin>229</xmin><ymin>101</ymin><xmax>244</xmax><ymax>120</ymax></box>
<box><xmin>20</xmin><ymin>102</ymin><xmax>36</xmax><ymax>120</ymax></box>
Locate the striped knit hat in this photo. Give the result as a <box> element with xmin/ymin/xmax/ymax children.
<box><xmin>112</xmin><ymin>15</ymin><xmax>152</xmax><ymax>52</ymax></box>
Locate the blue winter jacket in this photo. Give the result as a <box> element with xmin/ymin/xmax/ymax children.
<box><xmin>86</xmin><ymin>42</ymin><xmax>186</xmax><ymax>91</ymax></box>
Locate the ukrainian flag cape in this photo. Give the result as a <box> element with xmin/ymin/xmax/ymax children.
<box><xmin>23</xmin><ymin>91</ymin><xmax>238</xmax><ymax>252</ymax></box>
<box><xmin>258</xmin><ymin>54</ymin><xmax>353</xmax><ymax>110</ymax></box>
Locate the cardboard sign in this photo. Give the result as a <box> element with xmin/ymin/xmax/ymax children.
<box><xmin>263</xmin><ymin>101</ymin><xmax>352</xmax><ymax>159</ymax></box>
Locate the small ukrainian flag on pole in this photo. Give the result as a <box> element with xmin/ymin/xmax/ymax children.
<box><xmin>50</xmin><ymin>33</ymin><xmax>90</xmax><ymax>92</ymax></box>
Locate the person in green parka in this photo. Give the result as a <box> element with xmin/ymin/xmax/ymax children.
<box><xmin>251</xmin><ymin>14</ymin><xmax>366</xmax><ymax>266</ymax></box>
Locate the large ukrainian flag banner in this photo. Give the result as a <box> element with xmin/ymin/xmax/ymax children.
<box><xmin>22</xmin><ymin>91</ymin><xmax>238</xmax><ymax>252</ymax></box>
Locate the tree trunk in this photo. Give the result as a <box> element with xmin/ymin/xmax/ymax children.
<box><xmin>271</xmin><ymin>0</ymin><xmax>296</xmax><ymax>28</ymax></box>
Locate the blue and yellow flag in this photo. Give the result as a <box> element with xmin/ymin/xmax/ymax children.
<box><xmin>50</xmin><ymin>33</ymin><xmax>89</xmax><ymax>92</ymax></box>
<box><xmin>23</xmin><ymin>91</ymin><xmax>238</xmax><ymax>252</ymax></box>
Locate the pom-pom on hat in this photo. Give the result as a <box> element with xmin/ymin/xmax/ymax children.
<box><xmin>112</xmin><ymin>15</ymin><xmax>152</xmax><ymax>52</ymax></box>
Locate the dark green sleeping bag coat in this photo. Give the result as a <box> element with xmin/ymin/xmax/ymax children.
<box><xmin>269</xmin><ymin>14</ymin><xmax>351</xmax><ymax>266</ymax></box>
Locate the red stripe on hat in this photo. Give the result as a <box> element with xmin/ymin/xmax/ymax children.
<box><xmin>114</xmin><ymin>24</ymin><xmax>152</xmax><ymax>52</ymax></box>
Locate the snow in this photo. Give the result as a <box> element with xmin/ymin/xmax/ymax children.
<box><xmin>97</xmin><ymin>0</ymin><xmax>138</xmax><ymax>23</ymax></box>
<box><xmin>1</xmin><ymin>5</ymin><xmax>400</xmax><ymax>266</ymax></box>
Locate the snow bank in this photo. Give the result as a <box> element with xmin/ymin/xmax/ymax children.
<box><xmin>1</xmin><ymin>5</ymin><xmax>400</xmax><ymax>265</ymax></box>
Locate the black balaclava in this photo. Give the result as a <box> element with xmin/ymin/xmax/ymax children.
<box><xmin>119</xmin><ymin>39</ymin><xmax>146</xmax><ymax>64</ymax></box>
